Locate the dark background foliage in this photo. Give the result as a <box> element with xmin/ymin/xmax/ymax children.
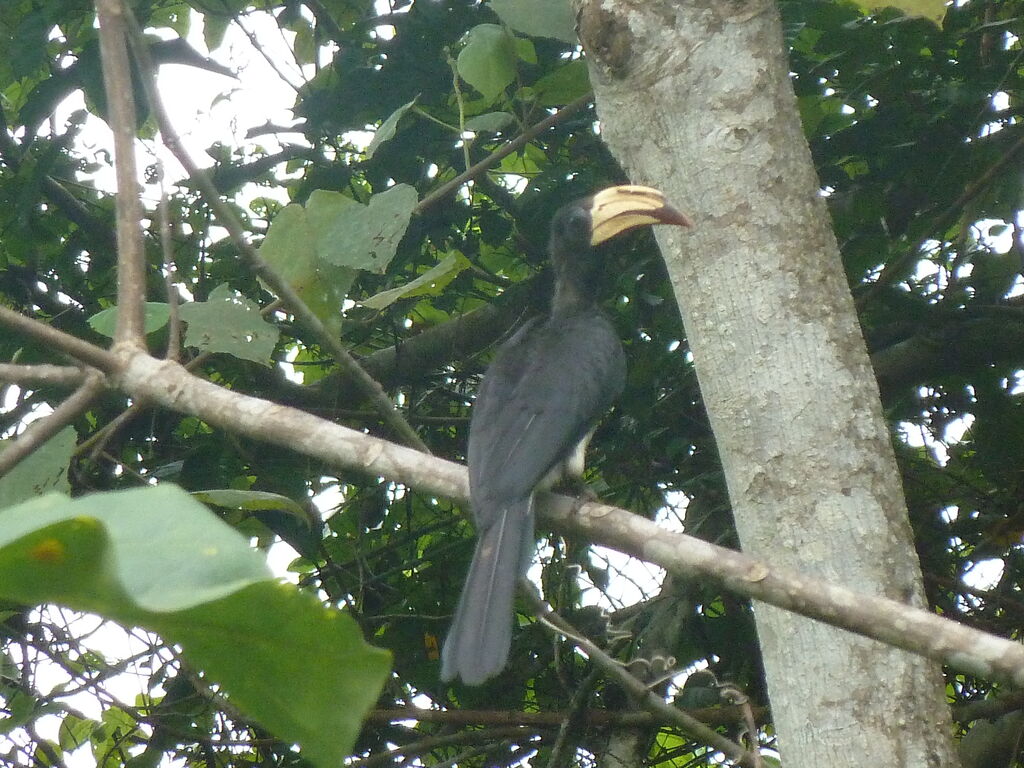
<box><xmin>1</xmin><ymin>0</ymin><xmax>1023</xmax><ymax>765</ymax></box>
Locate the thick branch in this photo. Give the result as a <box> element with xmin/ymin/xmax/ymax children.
<box><xmin>366</xmin><ymin>704</ymin><xmax>761</xmax><ymax>728</ymax></box>
<box><xmin>2</xmin><ymin>300</ymin><xmax>1023</xmax><ymax>688</ymax></box>
<box><xmin>106</xmin><ymin>352</ymin><xmax>1024</xmax><ymax>690</ymax></box>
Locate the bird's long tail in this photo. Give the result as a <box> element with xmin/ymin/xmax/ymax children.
<box><xmin>440</xmin><ymin>500</ymin><xmax>534</xmax><ymax>685</ymax></box>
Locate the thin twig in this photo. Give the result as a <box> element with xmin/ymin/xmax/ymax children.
<box><xmin>0</xmin><ymin>307</ymin><xmax>119</xmax><ymax>372</ymax></box>
<box><xmin>157</xmin><ymin>169</ymin><xmax>182</xmax><ymax>361</ymax></box>
<box><xmin>346</xmin><ymin>726</ymin><xmax>537</xmax><ymax>768</ymax></box>
<box><xmin>0</xmin><ymin>372</ymin><xmax>106</xmax><ymax>479</ymax></box>
<box><xmin>545</xmin><ymin>669</ymin><xmax>600</xmax><ymax>768</ymax></box>
<box><xmin>413</xmin><ymin>92</ymin><xmax>593</xmax><ymax>216</ymax></box>
<box><xmin>523</xmin><ymin>586</ymin><xmax>759</xmax><ymax>767</ymax></box>
<box><xmin>0</xmin><ymin>364</ymin><xmax>86</xmax><ymax>387</ymax></box>
<box><xmin>232</xmin><ymin>12</ymin><xmax>303</xmax><ymax>92</ymax></box>
<box><xmin>95</xmin><ymin>0</ymin><xmax>148</xmax><ymax>349</ymax></box>
<box><xmin>857</xmin><ymin>130</ymin><xmax>1024</xmax><ymax>307</ymax></box>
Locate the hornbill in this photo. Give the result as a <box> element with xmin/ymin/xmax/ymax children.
<box><xmin>441</xmin><ymin>185</ymin><xmax>692</xmax><ymax>685</ymax></box>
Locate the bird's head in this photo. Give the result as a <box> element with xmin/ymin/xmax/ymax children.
<box><xmin>548</xmin><ymin>185</ymin><xmax>692</xmax><ymax>308</ymax></box>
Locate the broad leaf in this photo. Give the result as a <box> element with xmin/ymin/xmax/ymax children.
<box><xmin>88</xmin><ymin>303</ymin><xmax>171</xmax><ymax>338</ymax></box>
<box><xmin>457</xmin><ymin>24</ymin><xmax>517</xmax><ymax>104</ymax></box>
<box><xmin>366</xmin><ymin>96</ymin><xmax>418</xmax><ymax>159</ymax></box>
<box><xmin>0</xmin><ymin>485</ymin><xmax>391</xmax><ymax>767</ymax></box>
<box><xmin>851</xmin><ymin>0</ymin><xmax>947</xmax><ymax>23</ymax></box>
<box><xmin>178</xmin><ymin>284</ymin><xmax>280</xmax><ymax>365</ymax></box>
<box><xmin>489</xmin><ymin>0</ymin><xmax>577</xmax><ymax>44</ymax></box>
<box><xmin>464</xmin><ymin>111</ymin><xmax>514</xmax><ymax>133</ymax></box>
<box><xmin>310</xmin><ymin>185</ymin><xmax>418</xmax><ymax>273</ymax></box>
<box><xmin>258</xmin><ymin>204</ymin><xmax>355</xmax><ymax>334</ymax></box>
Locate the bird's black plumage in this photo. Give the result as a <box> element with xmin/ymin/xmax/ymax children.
<box><xmin>441</xmin><ymin>186</ymin><xmax>690</xmax><ymax>685</ymax></box>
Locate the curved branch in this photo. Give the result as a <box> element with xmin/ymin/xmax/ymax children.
<box><xmin>105</xmin><ymin>351</ymin><xmax>1024</xmax><ymax>691</ymax></box>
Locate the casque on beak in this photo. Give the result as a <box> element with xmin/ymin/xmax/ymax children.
<box><xmin>588</xmin><ymin>184</ymin><xmax>694</xmax><ymax>246</ymax></box>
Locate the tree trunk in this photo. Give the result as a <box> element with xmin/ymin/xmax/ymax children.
<box><xmin>574</xmin><ymin>0</ymin><xmax>958</xmax><ymax>764</ymax></box>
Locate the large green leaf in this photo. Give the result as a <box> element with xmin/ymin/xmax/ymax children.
<box><xmin>489</xmin><ymin>0</ymin><xmax>576</xmax><ymax>44</ymax></box>
<box><xmin>88</xmin><ymin>303</ymin><xmax>172</xmax><ymax>338</ymax></box>
<box><xmin>261</xmin><ymin>186</ymin><xmax>418</xmax><ymax>282</ymax></box>
<box><xmin>178</xmin><ymin>284</ymin><xmax>280</xmax><ymax>365</ymax></box>
<box><xmin>850</xmin><ymin>0</ymin><xmax>947</xmax><ymax>23</ymax></box>
<box><xmin>457</xmin><ymin>24</ymin><xmax>517</xmax><ymax>104</ymax></box>
<box><xmin>309</xmin><ymin>185</ymin><xmax>418</xmax><ymax>273</ymax></box>
<box><xmin>534</xmin><ymin>59</ymin><xmax>590</xmax><ymax>106</ymax></box>
<box><xmin>0</xmin><ymin>485</ymin><xmax>391</xmax><ymax>766</ymax></box>
<box><xmin>257</xmin><ymin>203</ymin><xmax>356</xmax><ymax>335</ymax></box>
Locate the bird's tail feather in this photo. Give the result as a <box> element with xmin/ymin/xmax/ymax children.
<box><xmin>440</xmin><ymin>500</ymin><xmax>534</xmax><ymax>685</ymax></box>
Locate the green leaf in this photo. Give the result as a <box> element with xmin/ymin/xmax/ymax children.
<box><xmin>0</xmin><ymin>486</ymin><xmax>390</xmax><ymax>767</ymax></box>
<box><xmin>464</xmin><ymin>111</ymin><xmax>514</xmax><ymax>133</ymax></box>
<box><xmin>87</xmin><ymin>303</ymin><xmax>171</xmax><ymax>338</ymax></box>
<box><xmin>310</xmin><ymin>185</ymin><xmax>418</xmax><ymax>273</ymax></box>
<box><xmin>534</xmin><ymin>59</ymin><xmax>590</xmax><ymax>106</ymax></box>
<box><xmin>366</xmin><ymin>96</ymin><xmax>418</xmax><ymax>159</ymax></box>
<box><xmin>0</xmin><ymin>426</ymin><xmax>75</xmax><ymax>509</ymax></box>
<box><xmin>361</xmin><ymin>252</ymin><xmax>470</xmax><ymax>309</ymax></box>
<box><xmin>178</xmin><ymin>284</ymin><xmax>280</xmax><ymax>366</ymax></box>
<box><xmin>58</xmin><ymin>713</ymin><xmax>97</xmax><ymax>752</ymax></box>
<box><xmin>147</xmin><ymin>2</ymin><xmax>191</xmax><ymax>36</ymax></box>
<box><xmin>193</xmin><ymin>489</ymin><xmax>308</xmax><ymax>518</ymax></box>
<box><xmin>489</xmin><ymin>0</ymin><xmax>577</xmax><ymax>44</ymax></box>
<box><xmin>258</xmin><ymin>204</ymin><xmax>355</xmax><ymax>335</ymax></box>
<box><xmin>850</xmin><ymin>0</ymin><xmax>946</xmax><ymax>24</ymax></box>
<box><xmin>293</xmin><ymin>22</ymin><xmax>317</xmax><ymax>66</ymax></box>
<box><xmin>203</xmin><ymin>14</ymin><xmax>230</xmax><ymax>51</ymax></box>
<box><xmin>457</xmin><ymin>24</ymin><xmax>517</xmax><ymax>104</ymax></box>
<box><xmin>91</xmin><ymin>706</ymin><xmax>137</xmax><ymax>767</ymax></box>
<box><xmin>514</xmin><ymin>37</ymin><xmax>536</xmax><ymax>64</ymax></box>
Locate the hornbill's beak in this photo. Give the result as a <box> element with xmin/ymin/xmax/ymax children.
<box><xmin>588</xmin><ymin>184</ymin><xmax>694</xmax><ymax>246</ymax></box>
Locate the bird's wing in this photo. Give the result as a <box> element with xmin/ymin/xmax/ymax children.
<box><xmin>467</xmin><ymin>311</ymin><xmax>625</xmax><ymax>526</ymax></box>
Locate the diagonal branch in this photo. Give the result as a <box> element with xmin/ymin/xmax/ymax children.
<box><xmin>525</xmin><ymin>588</ymin><xmax>759</xmax><ymax>767</ymax></box>
<box><xmin>0</xmin><ymin>296</ymin><xmax>1020</xmax><ymax>690</ymax></box>
<box><xmin>0</xmin><ymin>302</ymin><xmax>1021</xmax><ymax>688</ymax></box>
<box><xmin>110</xmin><ymin>354</ymin><xmax>1024</xmax><ymax>691</ymax></box>
<box><xmin>0</xmin><ymin>371</ymin><xmax>106</xmax><ymax>478</ymax></box>
<box><xmin>412</xmin><ymin>92</ymin><xmax>593</xmax><ymax>216</ymax></box>
<box><xmin>0</xmin><ymin>307</ymin><xmax>119</xmax><ymax>372</ymax></box>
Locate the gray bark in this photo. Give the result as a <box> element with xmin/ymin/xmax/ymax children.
<box><xmin>574</xmin><ymin>0</ymin><xmax>958</xmax><ymax>764</ymax></box>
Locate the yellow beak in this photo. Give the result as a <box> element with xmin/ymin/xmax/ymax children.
<box><xmin>588</xmin><ymin>185</ymin><xmax>693</xmax><ymax>246</ymax></box>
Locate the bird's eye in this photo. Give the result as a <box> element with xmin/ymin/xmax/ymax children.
<box><xmin>567</xmin><ymin>208</ymin><xmax>590</xmax><ymax>236</ymax></box>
